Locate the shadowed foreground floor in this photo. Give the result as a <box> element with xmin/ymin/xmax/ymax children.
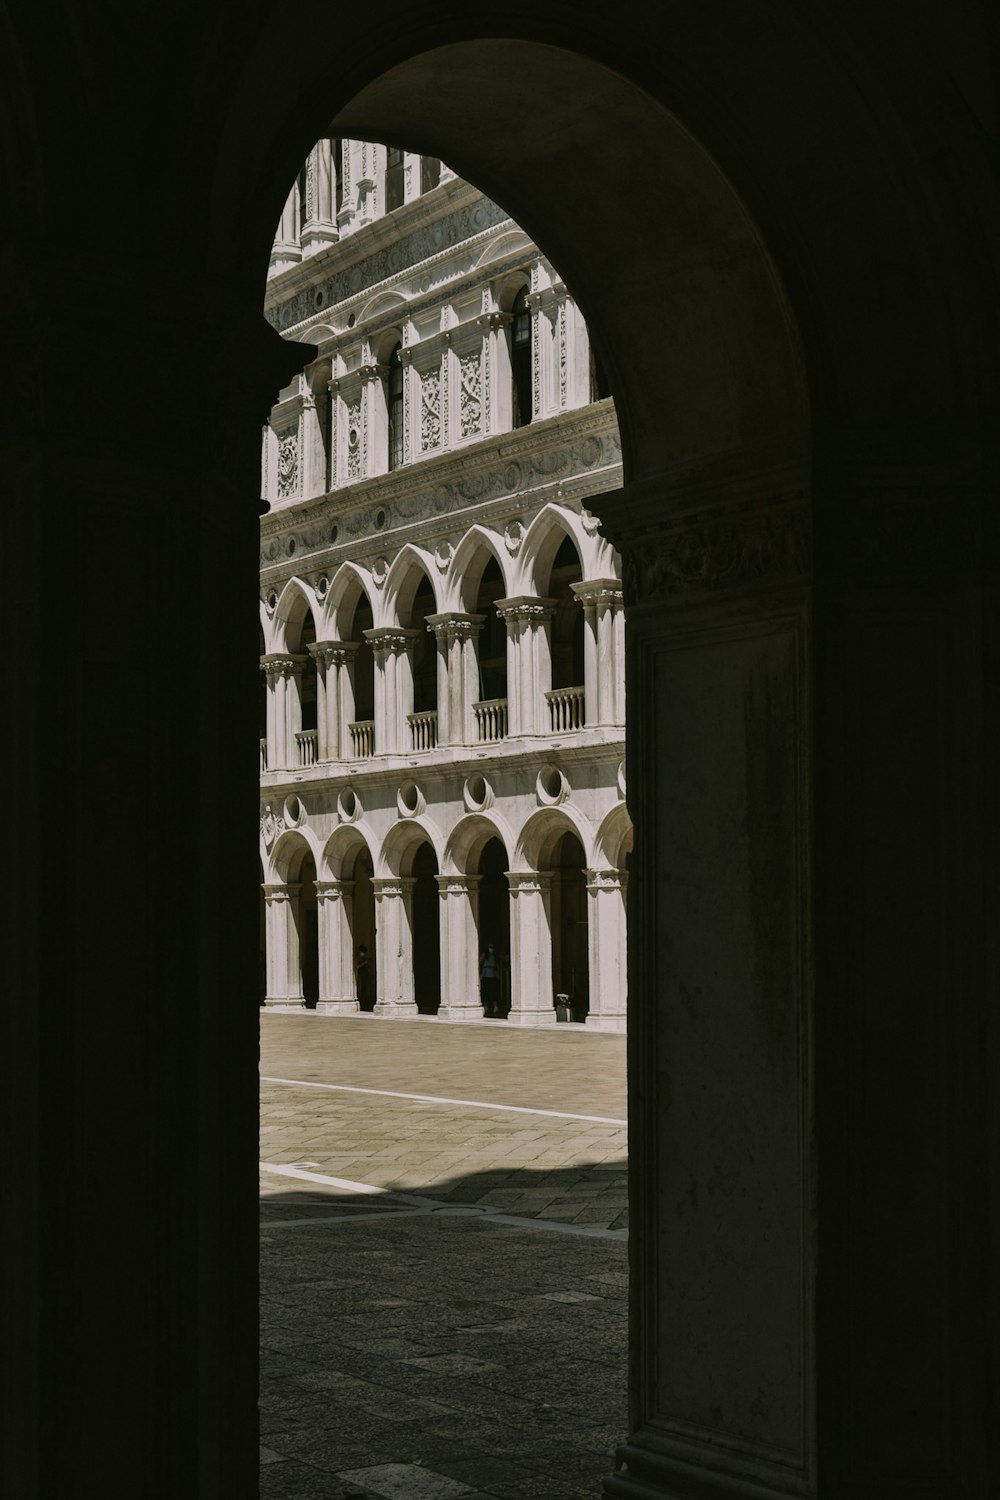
<box><xmin>259</xmin><ymin>1013</ymin><xmax>628</xmax><ymax>1498</ymax></box>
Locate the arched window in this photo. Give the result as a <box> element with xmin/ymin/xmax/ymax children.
<box><xmin>510</xmin><ymin>286</ymin><xmax>532</xmax><ymax>428</ymax></box>
<box><xmin>385</xmin><ymin>145</ymin><xmax>405</xmax><ymax>212</ymax></box>
<box><xmin>420</xmin><ymin>156</ymin><xmax>441</xmax><ymax>193</ymax></box>
<box><xmin>387</xmin><ymin>343</ymin><xmax>404</xmax><ymax>471</ymax></box>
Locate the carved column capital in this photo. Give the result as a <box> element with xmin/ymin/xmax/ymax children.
<box><xmin>571</xmin><ymin>579</ymin><xmax>624</xmax><ymax>609</ymax></box>
<box><xmin>495</xmin><ymin>596</ymin><xmax>557</xmax><ymax>627</ymax></box>
<box><xmin>260</xmin><ymin>653</ymin><xmax>307</xmax><ymax>679</ymax></box>
<box><xmin>363</xmin><ymin>627</ymin><xmax>422</xmax><ymax>658</ymax></box>
<box><xmin>426</xmin><ymin>612</ymin><xmax>485</xmax><ymax>644</ymax></box>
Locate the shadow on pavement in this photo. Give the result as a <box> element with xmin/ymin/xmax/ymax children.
<box><xmin>259</xmin><ymin>1159</ymin><xmax>628</xmax><ymax>1499</ymax></box>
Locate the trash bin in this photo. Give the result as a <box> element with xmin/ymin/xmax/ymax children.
<box><xmin>555</xmin><ymin>993</ymin><xmax>573</xmax><ymax>1022</ymax></box>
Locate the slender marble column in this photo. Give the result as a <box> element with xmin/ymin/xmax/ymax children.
<box><xmin>365</xmin><ymin>629</ymin><xmax>420</xmax><ymax>754</ymax></box>
<box><xmin>436</xmin><ymin>874</ymin><xmax>485</xmax><ymax>1020</ymax></box>
<box><xmin>307</xmin><ymin>643</ymin><xmax>328</xmax><ymax>760</ymax></box>
<box><xmin>269</xmin><ymin>183</ymin><xmax>301</xmax><ymax>274</ymax></box>
<box><xmin>261</xmin><ymin>659</ymin><xmax>278</xmax><ymax>770</ymax></box>
<box><xmin>584</xmin><ymin>868</ymin><xmax>628</xmax><ymax>1032</ymax></box>
<box><xmin>496</xmin><ymin>599</ymin><xmax>556</xmax><ymax>736</ymax></box>
<box><xmin>572</xmin><ymin>580</ymin><xmax>624</xmax><ymax>725</ymax></box>
<box><xmin>300</xmin><ymin>140</ymin><xmax>338</xmax><ymax>256</ymax></box>
<box><xmin>325</xmin><ymin>642</ymin><xmax>357</xmax><ymax>760</ymax></box>
<box><xmin>507</xmin><ymin>872</ymin><xmax>556</xmax><ymax>1024</ymax></box>
<box><xmin>371</xmin><ymin>877</ymin><xmax>419</xmax><ymax>1017</ymax></box>
<box><xmin>314</xmin><ymin>880</ymin><xmax>359</xmax><ymax>1014</ymax></box>
<box><xmin>426</xmin><ymin>615</ymin><xmax>483</xmax><ymax>745</ymax></box>
<box><xmin>262</xmin><ymin>884</ymin><xmax>305</xmax><ymax>1009</ymax></box>
<box><xmin>259</xmin><ymin>654</ymin><xmax>307</xmax><ymax>768</ymax></box>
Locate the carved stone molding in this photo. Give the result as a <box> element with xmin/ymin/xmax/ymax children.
<box><xmin>621</xmin><ymin>496</ymin><xmax>809</xmax><ymax>605</ymax></box>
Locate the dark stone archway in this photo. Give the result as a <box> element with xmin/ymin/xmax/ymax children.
<box><xmin>2</xmin><ymin>8</ymin><xmax>996</xmax><ymax>1498</ymax></box>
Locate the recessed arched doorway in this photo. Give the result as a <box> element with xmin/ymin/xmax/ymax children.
<box><xmin>477</xmin><ymin>835</ymin><xmax>510</xmax><ymax>1018</ymax></box>
<box><xmin>411</xmin><ymin>841</ymin><xmax>441</xmax><ymax>1014</ymax></box>
<box><xmin>549</xmin><ymin>830</ymin><xmax>588</xmax><ymax>1021</ymax></box>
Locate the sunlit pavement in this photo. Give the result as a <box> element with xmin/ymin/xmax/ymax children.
<box><xmin>260</xmin><ymin>1011</ymin><xmax>628</xmax><ymax>1499</ymax></box>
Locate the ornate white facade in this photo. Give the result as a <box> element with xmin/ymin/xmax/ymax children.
<box><xmin>259</xmin><ymin>139</ymin><xmax>629</xmax><ymax>1029</ymax></box>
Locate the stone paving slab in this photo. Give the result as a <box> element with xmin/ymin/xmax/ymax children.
<box><xmin>260</xmin><ymin>1013</ymin><xmax>628</xmax><ymax>1498</ymax></box>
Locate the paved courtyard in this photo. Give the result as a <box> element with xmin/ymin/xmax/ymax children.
<box><xmin>260</xmin><ymin>1012</ymin><xmax>628</xmax><ymax>1498</ymax></box>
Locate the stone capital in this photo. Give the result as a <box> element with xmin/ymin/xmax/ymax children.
<box><xmin>571</xmin><ymin>579</ymin><xmax>624</xmax><ymax>608</ymax></box>
<box><xmin>435</xmin><ymin>873</ymin><xmax>483</xmax><ymax>897</ymax></box>
<box><xmin>363</xmin><ymin>627</ymin><xmax>422</xmax><ymax>657</ymax></box>
<box><xmin>314</xmin><ymin>879</ymin><xmax>353</xmax><ymax>902</ymax></box>
<box><xmin>310</xmin><ymin>639</ymin><xmax>360</xmax><ymax>668</ymax></box>
<box><xmin>259</xmin><ymin>653</ymin><xmax>307</xmax><ymax>679</ymax></box>
<box><xmin>426</xmin><ymin>612</ymin><xmax>485</xmax><ymax>643</ymax></box>
<box><xmin>495</xmin><ymin>596</ymin><xmax>557</xmax><ymax>626</ymax></box>
<box><xmin>507</xmin><ymin>871</ymin><xmax>553</xmax><ymax>896</ymax></box>
<box><xmin>585</xmin><ymin>868</ymin><xmax>628</xmax><ymax>895</ymax></box>
<box><xmin>370</xmin><ymin>877</ymin><xmax>404</xmax><ymax>899</ymax></box>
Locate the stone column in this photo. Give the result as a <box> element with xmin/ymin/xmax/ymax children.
<box><xmin>268</xmin><ymin>182</ymin><xmax>300</xmax><ymax>275</ymax></box>
<box><xmin>307</xmin><ymin>642</ymin><xmax>328</xmax><ymax>760</ymax></box>
<box><xmin>262</xmin><ymin>884</ymin><xmax>305</xmax><ymax>1009</ymax></box>
<box><xmin>478</xmin><ymin>308</ymin><xmax>513</xmax><ymax>434</ymax></box>
<box><xmin>259</xmin><ymin>654</ymin><xmax>305</xmax><ymax>769</ymax></box>
<box><xmin>436</xmin><ymin>874</ymin><xmax>485</xmax><ymax>1021</ymax></box>
<box><xmin>427</xmin><ymin>614</ymin><xmax>483</xmax><ymax>745</ymax></box>
<box><xmin>573</xmin><ymin>580</ymin><xmax>624</xmax><ymax>725</ymax></box>
<box><xmin>260</xmin><ymin>657</ymin><xmax>278</xmax><ymax>770</ymax></box>
<box><xmin>314</xmin><ymin>880</ymin><xmax>359</xmax><ymax>1014</ymax></box>
<box><xmin>584</xmin><ymin>868</ymin><xmax>628</xmax><ymax>1032</ymax></box>
<box><xmin>300</xmin><ymin>140</ymin><xmax>338</xmax><ymax>257</ymax></box>
<box><xmin>365</xmin><ymin>629</ymin><xmax>420</xmax><ymax>754</ymax></box>
<box><xmin>599</xmin><ymin>475</ymin><xmax>815</xmax><ymax>1500</ymax></box>
<box><xmin>371</xmin><ymin>877</ymin><xmax>418</xmax><ymax>1017</ymax></box>
<box><xmin>496</xmin><ymin>598</ymin><xmax>556</xmax><ymax>736</ymax></box>
<box><xmin>507</xmin><ymin>872</ymin><xmax>556</xmax><ymax>1024</ymax></box>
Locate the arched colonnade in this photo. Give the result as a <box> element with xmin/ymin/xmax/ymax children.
<box><xmin>259</xmin><ymin>500</ymin><xmax>623</xmax><ymax>769</ymax></box>
<box><xmin>260</xmin><ymin>794</ymin><xmax>630</xmax><ymax>1029</ymax></box>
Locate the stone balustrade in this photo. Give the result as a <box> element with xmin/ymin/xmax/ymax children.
<box><xmin>407</xmin><ymin>710</ymin><xmax>438</xmax><ymax>751</ymax></box>
<box><xmin>474</xmin><ymin>697</ymin><xmax>508</xmax><ymax>743</ymax></box>
<box><xmin>545</xmin><ymin>685</ymin><xmax>585</xmax><ymax>732</ymax></box>
<box><xmin>349</xmin><ymin>720</ymin><xmax>375</xmax><ymax>758</ymax></box>
<box><xmin>295</xmin><ymin>729</ymin><xmax>318</xmax><ymax>766</ymax></box>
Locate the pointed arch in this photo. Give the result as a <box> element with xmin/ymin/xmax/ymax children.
<box><xmin>448</xmin><ymin>523</ymin><xmax>512</xmax><ymax>611</ymax></box>
<box><xmin>324</xmin><ymin>559</ymin><xmax>375</xmax><ymax>639</ymax></box>
<box><xmin>382</xmin><ymin>543</ymin><xmax>440</xmax><ymax>626</ymax></box>
<box><xmin>271</xmin><ymin>576</ymin><xmax>319</xmax><ymax>653</ymax></box>
<box><xmin>520</xmin><ymin>504</ymin><xmax>588</xmax><ymax>596</ymax></box>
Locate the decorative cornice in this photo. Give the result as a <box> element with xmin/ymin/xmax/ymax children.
<box><xmin>259</xmin><ymin>403</ymin><xmax>622</xmax><ymax>571</ymax></box>
<box><xmin>266</xmin><ymin>194</ymin><xmax>511</xmax><ymax>336</ymax></box>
